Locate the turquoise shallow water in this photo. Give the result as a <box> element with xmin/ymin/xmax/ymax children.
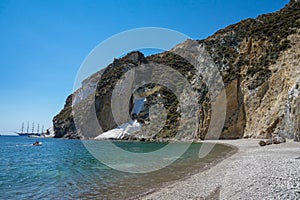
<box><xmin>0</xmin><ymin>136</ymin><xmax>234</xmax><ymax>199</ymax></box>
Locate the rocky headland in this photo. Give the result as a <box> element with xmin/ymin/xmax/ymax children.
<box><xmin>53</xmin><ymin>1</ymin><xmax>300</xmax><ymax>142</ymax></box>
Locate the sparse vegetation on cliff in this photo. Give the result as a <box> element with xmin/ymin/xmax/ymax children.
<box><xmin>202</xmin><ymin>1</ymin><xmax>300</xmax><ymax>89</ymax></box>
<box><xmin>53</xmin><ymin>1</ymin><xmax>300</xmax><ymax>141</ymax></box>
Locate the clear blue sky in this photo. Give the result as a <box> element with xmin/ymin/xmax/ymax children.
<box><xmin>0</xmin><ymin>0</ymin><xmax>289</xmax><ymax>134</ymax></box>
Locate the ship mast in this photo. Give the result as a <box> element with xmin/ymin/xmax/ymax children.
<box><xmin>27</xmin><ymin>122</ymin><xmax>29</xmax><ymax>133</ymax></box>
<box><xmin>32</xmin><ymin>122</ymin><xmax>35</xmax><ymax>134</ymax></box>
<box><xmin>41</xmin><ymin>125</ymin><xmax>44</xmax><ymax>134</ymax></box>
<box><xmin>21</xmin><ymin>122</ymin><xmax>24</xmax><ymax>133</ymax></box>
<box><xmin>37</xmin><ymin>124</ymin><xmax>40</xmax><ymax>134</ymax></box>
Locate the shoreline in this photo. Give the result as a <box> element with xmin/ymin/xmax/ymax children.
<box><xmin>128</xmin><ymin>141</ymin><xmax>238</xmax><ymax>200</ymax></box>
<box><xmin>137</xmin><ymin>139</ymin><xmax>300</xmax><ymax>200</ymax></box>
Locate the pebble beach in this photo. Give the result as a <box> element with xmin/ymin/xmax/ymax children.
<box><xmin>140</xmin><ymin>139</ymin><xmax>300</xmax><ymax>200</ymax></box>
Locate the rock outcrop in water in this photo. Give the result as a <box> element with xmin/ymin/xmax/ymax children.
<box><xmin>53</xmin><ymin>1</ymin><xmax>300</xmax><ymax>141</ymax></box>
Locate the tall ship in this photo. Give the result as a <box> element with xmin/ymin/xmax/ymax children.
<box><xmin>16</xmin><ymin>122</ymin><xmax>44</xmax><ymax>136</ymax></box>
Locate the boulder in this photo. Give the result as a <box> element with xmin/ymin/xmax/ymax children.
<box><xmin>259</xmin><ymin>140</ymin><xmax>266</xmax><ymax>147</ymax></box>
<box><xmin>272</xmin><ymin>136</ymin><xmax>286</xmax><ymax>144</ymax></box>
<box><xmin>266</xmin><ymin>139</ymin><xmax>273</xmax><ymax>145</ymax></box>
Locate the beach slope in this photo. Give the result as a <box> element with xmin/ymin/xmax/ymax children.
<box><xmin>141</xmin><ymin>140</ymin><xmax>300</xmax><ymax>200</ymax></box>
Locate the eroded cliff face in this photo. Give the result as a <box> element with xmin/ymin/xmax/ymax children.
<box><xmin>53</xmin><ymin>94</ymin><xmax>78</xmax><ymax>139</ymax></box>
<box><xmin>242</xmin><ymin>32</ymin><xmax>300</xmax><ymax>140</ymax></box>
<box><xmin>53</xmin><ymin>1</ymin><xmax>300</xmax><ymax>141</ymax></box>
<box><xmin>53</xmin><ymin>67</ymin><xmax>105</xmax><ymax>139</ymax></box>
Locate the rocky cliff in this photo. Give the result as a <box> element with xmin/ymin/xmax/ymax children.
<box><xmin>53</xmin><ymin>1</ymin><xmax>300</xmax><ymax>141</ymax></box>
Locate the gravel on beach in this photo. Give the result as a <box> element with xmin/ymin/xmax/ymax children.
<box><xmin>140</xmin><ymin>139</ymin><xmax>300</xmax><ymax>200</ymax></box>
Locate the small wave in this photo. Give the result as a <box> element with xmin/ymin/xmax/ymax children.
<box><xmin>15</xmin><ymin>144</ymin><xmax>33</xmax><ymax>147</ymax></box>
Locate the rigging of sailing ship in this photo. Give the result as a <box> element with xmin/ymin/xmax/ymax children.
<box><xmin>15</xmin><ymin>122</ymin><xmax>45</xmax><ymax>136</ymax></box>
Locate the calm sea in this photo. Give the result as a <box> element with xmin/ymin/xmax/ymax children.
<box><xmin>0</xmin><ymin>136</ymin><xmax>234</xmax><ymax>199</ymax></box>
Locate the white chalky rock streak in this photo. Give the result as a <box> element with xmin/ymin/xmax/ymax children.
<box><xmin>95</xmin><ymin>97</ymin><xmax>145</xmax><ymax>139</ymax></box>
<box><xmin>94</xmin><ymin>120</ymin><xmax>142</xmax><ymax>139</ymax></box>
